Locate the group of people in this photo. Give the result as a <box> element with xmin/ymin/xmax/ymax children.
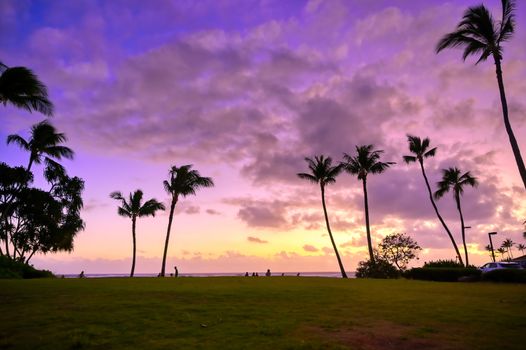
<box><xmin>244</xmin><ymin>270</ymin><xmax>301</xmax><ymax>277</ymax></box>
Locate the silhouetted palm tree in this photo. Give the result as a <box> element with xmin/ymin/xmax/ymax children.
<box><xmin>160</xmin><ymin>165</ymin><xmax>214</xmax><ymax>277</ymax></box>
<box><xmin>517</xmin><ymin>243</ymin><xmax>526</xmax><ymax>255</ymax></box>
<box><xmin>403</xmin><ymin>135</ymin><xmax>464</xmax><ymax>265</ymax></box>
<box><xmin>298</xmin><ymin>155</ymin><xmax>347</xmax><ymax>278</ymax></box>
<box><xmin>110</xmin><ymin>190</ymin><xmax>165</xmax><ymax>277</ymax></box>
<box><xmin>437</xmin><ymin>0</ymin><xmax>526</xmax><ymax>190</ymax></box>
<box><xmin>0</xmin><ymin>61</ymin><xmax>53</xmax><ymax>116</ymax></box>
<box><xmin>343</xmin><ymin>145</ymin><xmax>394</xmax><ymax>263</ymax></box>
<box><xmin>496</xmin><ymin>247</ymin><xmax>507</xmax><ymax>261</ymax></box>
<box><xmin>434</xmin><ymin>168</ymin><xmax>478</xmax><ymax>266</ymax></box>
<box><xmin>501</xmin><ymin>238</ymin><xmax>514</xmax><ymax>259</ymax></box>
<box><xmin>7</xmin><ymin>120</ymin><xmax>73</xmax><ymax>172</ymax></box>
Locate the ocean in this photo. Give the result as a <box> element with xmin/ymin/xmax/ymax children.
<box><xmin>62</xmin><ymin>271</ymin><xmax>356</xmax><ymax>278</ymax></box>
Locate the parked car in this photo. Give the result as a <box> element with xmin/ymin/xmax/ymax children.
<box><xmin>479</xmin><ymin>262</ymin><xmax>522</xmax><ymax>273</ymax></box>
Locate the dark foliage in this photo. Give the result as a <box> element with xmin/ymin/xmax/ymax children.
<box><xmin>355</xmin><ymin>258</ymin><xmax>399</xmax><ymax>279</ymax></box>
<box><xmin>0</xmin><ymin>255</ymin><xmax>54</xmax><ymax>279</ymax></box>
<box><xmin>424</xmin><ymin>259</ymin><xmax>465</xmax><ymax>268</ymax></box>
<box><xmin>405</xmin><ymin>267</ymin><xmax>481</xmax><ymax>282</ymax></box>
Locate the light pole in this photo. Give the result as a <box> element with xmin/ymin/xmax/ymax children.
<box><xmin>488</xmin><ymin>232</ymin><xmax>497</xmax><ymax>262</ymax></box>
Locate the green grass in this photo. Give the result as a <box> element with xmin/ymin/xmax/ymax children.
<box><xmin>1</xmin><ymin>277</ymin><xmax>525</xmax><ymax>349</ymax></box>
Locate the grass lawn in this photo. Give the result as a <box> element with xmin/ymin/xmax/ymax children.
<box><xmin>0</xmin><ymin>277</ymin><xmax>525</xmax><ymax>349</ymax></box>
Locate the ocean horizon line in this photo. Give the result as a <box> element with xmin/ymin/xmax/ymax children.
<box><xmin>62</xmin><ymin>271</ymin><xmax>357</xmax><ymax>278</ymax></box>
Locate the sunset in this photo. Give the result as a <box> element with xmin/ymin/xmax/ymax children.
<box><xmin>1</xmin><ymin>0</ymin><xmax>525</xmax><ymax>349</ymax></box>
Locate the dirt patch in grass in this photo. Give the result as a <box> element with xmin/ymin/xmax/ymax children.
<box><xmin>297</xmin><ymin>321</ymin><xmax>457</xmax><ymax>350</ymax></box>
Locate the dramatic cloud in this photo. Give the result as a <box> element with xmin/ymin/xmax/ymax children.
<box><xmin>2</xmin><ymin>0</ymin><xmax>526</xmax><ymax>273</ymax></box>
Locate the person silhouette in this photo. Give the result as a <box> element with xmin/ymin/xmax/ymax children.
<box><xmin>79</xmin><ymin>271</ymin><xmax>85</xmax><ymax>278</ymax></box>
<box><xmin>265</xmin><ymin>269</ymin><xmax>271</xmax><ymax>277</ymax></box>
<box><xmin>245</xmin><ymin>272</ymin><xmax>249</xmax><ymax>277</ymax></box>
<box><xmin>174</xmin><ymin>266</ymin><xmax>179</xmax><ymax>278</ymax></box>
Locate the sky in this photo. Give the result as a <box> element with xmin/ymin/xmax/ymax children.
<box><xmin>1</xmin><ymin>0</ymin><xmax>526</xmax><ymax>274</ymax></box>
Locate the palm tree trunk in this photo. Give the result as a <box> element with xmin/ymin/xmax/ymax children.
<box><xmin>160</xmin><ymin>198</ymin><xmax>177</xmax><ymax>277</ymax></box>
<box><xmin>455</xmin><ymin>192</ymin><xmax>469</xmax><ymax>266</ymax></box>
<box><xmin>362</xmin><ymin>178</ymin><xmax>375</xmax><ymax>263</ymax></box>
<box><xmin>130</xmin><ymin>216</ymin><xmax>136</xmax><ymax>278</ymax></box>
<box><xmin>320</xmin><ymin>184</ymin><xmax>347</xmax><ymax>278</ymax></box>
<box><xmin>494</xmin><ymin>58</ymin><xmax>526</xmax><ymax>190</ymax></box>
<box><xmin>419</xmin><ymin>160</ymin><xmax>464</xmax><ymax>266</ymax></box>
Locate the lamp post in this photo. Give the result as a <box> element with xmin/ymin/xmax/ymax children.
<box><xmin>488</xmin><ymin>232</ymin><xmax>497</xmax><ymax>262</ymax></box>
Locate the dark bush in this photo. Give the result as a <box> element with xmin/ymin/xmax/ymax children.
<box><xmin>482</xmin><ymin>269</ymin><xmax>526</xmax><ymax>283</ymax></box>
<box><xmin>355</xmin><ymin>259</ymin><xmax>399</xmax><ymax>279</ymax></box>
<box><xmin>405</xmin><ymin>267</ymin><xmax>481</xmax><ymax>282</ymax></box>
<box><xmin>0</xmin><ymin>256</ymin><xmax>54</xmax><ymax>279</ymax></box>
<box><xmin>423</xmin><ymin>259</ymin><xmax>464</xmax><ymax>268</ymax></box>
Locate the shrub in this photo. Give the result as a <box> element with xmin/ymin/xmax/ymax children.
<box><xmin>0</xmin><ymin>256</ymin><xmax>54</xmax><ymax>279</ymax></box>
<box><xmin>423</xmin><ymin>259</ymin><xmax>464</xmax><ymax>268</ymax></box>
<box><xmin>355</xmin><ymin>259</ymin><xmax>399</xmax><ymax>279</ymax></box>
<box><xmin>404</xmin><ymin>267</ymin><xmax>481</xmax><ymax>282</ymax></box>
<box><xmin>482</xmin><ymin>269</ymin><xmax>526</xmax><ymax>283</ymax></box>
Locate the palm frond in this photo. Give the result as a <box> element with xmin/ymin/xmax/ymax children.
<box><xmin>403</xmin><ymin>155</ymin><xmax>417</xmax><ymax>164</ymax></box>
<box><xmin>6</xmin><ymin>134</ymin><xmax>29</xmax><ymax>150</ymax></box>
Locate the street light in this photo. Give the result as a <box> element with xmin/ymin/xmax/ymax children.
<box><xmin>488</xmin><ymin>232</ymin><xmax>497</xmax><ymax>262</ymax></box>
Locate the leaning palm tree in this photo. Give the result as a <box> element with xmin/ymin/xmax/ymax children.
<box><xmin>343</xmin><ymin>145</ymin><xmax>394</xmax><ymax>263</ymax></box>
<box><xmin>160</xmin><ymin>165</ymin><xmax>214</xmax><ymax>277</ymax></box>
<box><xmin>501</xmin><ymin>238</ymin><xmax>514</xmax><ymax>259</ymax></box>
<box><xmin>403</xmin><ymin>135</ymin><xmax>464</xmax><ymax>265</ymax></box>
<box><xmin>0</xmin><ymin>61</ymin><xmax>53</xmax><ymax>116</ymax></box>
<box><xmin>110</xmin><ymin>190</ymin><xmax>165</xmax><ymax>277</ymax></box>
<box><xmin>7</xmin><ymin>120</ymin><xmax>73</xmax><ymax>172</ymax></box>
<box><xmin>297</xmin><ymin>155</ymin><xmax>348</xmax><ymax>278</ymax></box>
<box><xmin>437</xmin><ymin>0</ymin><xmax>526</xmax><ymax>190</ymax></box>
<box><xmin>434</xmin><ymin>168</ymin><xmax>478</xmax><ymax>266</ymax></box>
<box><xmin>517</xmin><ymin>243</ymin><xmax>526</xmax><ymax>255</ymax></box>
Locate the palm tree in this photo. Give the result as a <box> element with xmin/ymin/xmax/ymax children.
<box><xmin>160</xmin><ymin>165</ymin><xmax>214</xmax><ymax>277</ymax></box>
<box><xmin>517</xmin><ymin>243</ymin><xmax>526</xmax><ymax>255</ymax></box>
<box><xmin>496</xmin><ymin>247</ymin><xmax>507</xmax><ymax>261</ymax></box>
<box><xmin>7</xmin><ymin>120</ymin><xmax>73</xmax><ymax>172</ymax></box>
<box><xmin>343</xmin><ymin>145</ymin><xmax>394</xmax><ymax>263</ymax></box>
<box><xmin>434</xmin><ymin>168</ymin><xmax>478</xmax><ymax>266</ymax></box>
<box><xmin>436</xmin><ymin>0</ymin><xmax>526</xmax><ymax>190</ymax></box>
<box><xmin>0</xmin><ymin>61</ymin><xmax>53</xmax><ymax>116</ymax></box>
<box><xmin>501</xmin><ymin>238</ymin><xmax>514</xmax><ymax>259</ymax></box>
<box><xmin>403</xmin><ymin>135</ymin><xmax>464</xmax><ymax>265</ymax></box>
<box><xmin>297</xmin><ymin>155</ymin><xmax>348</xmax><ymax>278</ymax></box>
<box><xmin>110</xmin><ymin>190</ymin><xmax>165</xmax><ymax>277</ymax></box>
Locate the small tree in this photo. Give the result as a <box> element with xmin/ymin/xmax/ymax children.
<box><xmin>378</xmin><ymin>233</ymin><xmax>422</xmax><ymax>271</ymax></box>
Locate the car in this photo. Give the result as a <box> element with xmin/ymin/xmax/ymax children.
<box><xmin>479</xmin><ymin>262</ymin><xmax>522</xmax><ymax>273</ymax></box>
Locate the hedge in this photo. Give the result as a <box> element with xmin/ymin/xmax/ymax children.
<box><xmin>404</xmin><ymin>267</ymin><xmax>481</xmax><ymax>282</ymax></box>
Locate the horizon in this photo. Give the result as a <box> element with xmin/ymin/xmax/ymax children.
<box><xmin>2</xmin><ymin>0</ymin><xmax>526</xmax><ymax>275</ymax></box>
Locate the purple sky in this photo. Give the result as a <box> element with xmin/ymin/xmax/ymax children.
<box><xmin>1</xmin><ymin>0</ymin><xmax>526</xmax><ymax>274</ymax></box>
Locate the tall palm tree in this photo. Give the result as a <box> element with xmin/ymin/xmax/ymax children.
<box><xmin>501</xmin><ymin>238</ymin><xmax>514</xmax><ymax>259</ymax></box>
<box><xmin>160</xmin><ymin>165</ymin><xmax>214</xmax><ymax>277</ymax></box>
<box><xmin>110</xmin><ymin>190</ymin><xmax>165</xmax><ymax>277</ymax></box>
<box><xmin>434</xmin><ymin>168</ymin><xmax>478</xmax><ymax>266</ymax></box>
<box><xmin>517</xmin><ymin>243</ymin><xmax>526</xmax><ymax>255</ymax></box>
<box><xmin>343</xmin><ymin>145</ymin><xmax>394</xmax><ymax>263</ymax></box>
<box><xmin>436</xmin><ymin>0</ymin><xmax>526</xmax><ymax>190</ymax></box>
<box><xmin>7</xmin><ymin>120</ymin><xmax>73</xmax><ymax>172</ymax></box>
<box><xmin>403</xmin><ymin>135</ymin><xmax>464</xmax><ymax>265</ymax></box>
<box><xmin>0</xmin><ymin>61</ymin><xmax>53</xmax><ymax>116</ymax></box>
<box><xmin>297</xmin><ymin>155</ymin><xmax>348</xmax><ymax>278</ymax></box>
